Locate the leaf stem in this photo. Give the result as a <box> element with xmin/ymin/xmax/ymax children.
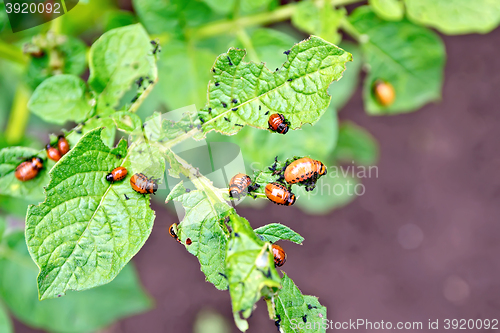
<box><xmin>236</xmin><ymin>28</ymin><xmax>259</xmax><ymax>62</ymax></box>
<box><xmin>339</xmin><ymin>17</ymin><xmax>364</xmax><ymax>43</ymax></box>
<box><xmin>128</xmin><ymin>66</ymin><xmax>159</xmax><ymax>114</ymax></box>
<box><xmin>5</xmin><ymin>85</ymin><xmax>30</xmax><ymax>145</ymax></box>
<box><xmin>0</xmin><ymin>39</ymin><xmax>27</xmax><ymax>65</ymax></box>
<box><xmin>168</xmin><ymin>151</ymin><xmax>227</xmax><ymax>204</ymax></box>
<box><xmin>189</xmin><ymin>0</ymin><xmax>365</xmax><ymax>40</ymax></box>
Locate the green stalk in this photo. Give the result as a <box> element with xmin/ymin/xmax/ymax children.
<box><xmin>189</xmin><ymin>0</ymin><xmax>365</xmax><ymax>40</ymax></box>
<box><xmin>236</xmin><ymin>28</ymin><xmax>259</xmax><ymax>62</ymax></box>
<box><xmin>339</xmin><ymin>17</ymin><xmax>364</xmax><ymax>42</ymax></box>
<box><xmin>0</xmin><ymin>40</ymin><xmax>27</xmax><ymax>65</ymax></box>
<box><xmin>5</xmin><ymin>85</ymin><xmax>30</xmax><ymax>145</ymax></box>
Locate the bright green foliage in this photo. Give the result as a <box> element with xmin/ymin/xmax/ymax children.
<box><xmin>111</xmin><ymin>111</ymin><xmax>143</xmax><ymax>134</ymax></box>
<box><xmin>334</xmin><ymin>121</ymin><xmax>379</xmax><ymax>166</ymax></box>
<box><xmin>26</xmin><ymin>129</ymin><xmax>155</xmax><ymax>300</ymax></box>
<box><xmin>369</xmin><ymin>0</ymin><xmax>404</xmax><ymax>21</ymax></box>
<box><xmin>0</xmin><ymin>304</ymin><xmax>12</xmax><ymax>333</ymax></box>
<box><xmin>157</xmin><ymin>40</ymin><xmax>217</xmax><ymax>110</ymax></box>
<box><xmin>328</xmin><ymin>43</ymin><xmax>361</xmax><ymax>110</ymax></box>
<box><xmin>254</xmin><ymin>223</ymin><xmax>304</xmax><ymax>244</ymax></box>
<box><xmin>225</xmin><ymin>213</ymin><xmax>281</xmax><ymax>331</ymax></box>
<box><xmin>272</xmin><ymin>273</ymin><xmax>327</xmax><ymax>333</ymax></box>
<box><xmin>0</xmin><ymin>232</ymin><xmax>152</xmax><ymax>333</ymax></box>
<box><xmin>88</xmin><ymin>24</ymin><xmax>156</xmax><ymax>112</ymax></box>
<box><xmin>201</xmin><ymin>0</ymin><xmax>236</xmax><ymax>15</ymax></box>
<box><xmin>28</xmin><ymin>75</ymin><xmax>92</xmax><ymax>125</ymax></box>
<box><xmin>405</xmin><ymin>0</ymin><xmax>500</xmax><ymax>35</ymax></box>
<box><xmin>166</xmin><ymin>182</ymin><xmax>230</xmax><ymax>290</ymax></box>
<box><xmin>132</xmin><ymin>0</ymin><xmax>220</xmax><ymax>36</ymax></box>
<box><xmin>295</xmin><ymin>171</ymin><xmax>359</xmax><ymax>215</ymax></box>
<box><xmin>350</xmin><ymin>7</ymin><xmax>445</xmax><ymax>115</ymax></box>
<box><xmin>198</xmin><ymin>36</ymin><xmax>352</xmax><ymax>136</ymax></box>
<box><xmin>0</xmin><ymin>216</ymin><xmax>5</xmax><ymax>242</ymax></box>
<box><xmin>292</xmin><ymin>0</ymin><xmax>345</xmax><ymax>44</ymax></box>
<box><xmin>233</xmin><ymin>29</ymin><xmax>299</xmax><ymax>70</ymax></box>
<box><xmin>67</xmin><ymin>116</ymin><xmax>117</xmax><ymax>148</ymax></box>
<box><xmin>0</xmin><ymin>147</ymin><xmax>54</xmax><ymax>201</ymax></box>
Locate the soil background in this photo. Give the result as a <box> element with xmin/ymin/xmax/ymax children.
<box><xmin>13</xmin><ymin>21</ymin><xmax>500</xmax><ymax>333</ymax></box>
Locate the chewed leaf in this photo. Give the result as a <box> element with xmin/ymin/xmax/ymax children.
<box><xmin>0</xmin><ymin>147</ymin><xmax>54</xmax><ymax>201</ymax></box>
<box><xmin>254</xmin><ymin>224</ymin><xmax>304</xmax><ymax>245</ymax></box>
<box><xmin>198</xmin><ymin>36</ymin><xmax>352</xmax><ymax>137</ymax></box>
<box><xmin>88</xmin><ymin>24</ymin><xmax>156</xmax><ymax>112</ymax></box>
<box><xmin>26</xmin><ymin>129</ymin><xmax>155</xmax><ymax>300</ymax></box>
<box><xmin>225</xmin><ymin>213</ymin><xmax>281</xmax><ymax>331</ymax></box>
<box><xmin>272</xmin><ymin>273</ymin><xmax>327</xmax><ymax>333</ymax></box>
<box><xmin>166</xmin><ymin>182</ymin><xmax>230</xmax><ymax>290</ymax></box>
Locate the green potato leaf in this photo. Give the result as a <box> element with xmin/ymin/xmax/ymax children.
<box><xmin>225</xmin><ymin>213</ymin><xmax>281</xmax><ymax>331</ymax></box>
<box><xmin>156</xmin><ymin>40</ymin><xmax>217</xmax><ymax>110</ymax></box>
<box><xmin>133</xmin><ymin>0</ymin><xmax>220</xmax><ymax>36</ymax></box>
<box><xmin>405</xmin><ymin>0</ymin><xmax>500</xmax><ymax>35</ymax></box>
<box><xmin>28</xmin><ymin>74</ymin><xmax>93</xmax><ymax>125</ymax></box>
<box><xmin>201</xmin><ymin>0</ymin><xmax>236</xmax><ymax>15</ymax></box>
<box><xmin>25</xmin><ymin>129</ymin><xmax>155</xmax><ymax>300</ymax></box>
<box><xmin>166</xmin><ymin>181</ymin><xmax>230</xmax><ymax>290</ymax></box>
<box><xmin>254</xmin><ymin>223</ymin><xmax>304</xmax><ymax>244</ymax></box>
<box><xmin>198</xmin><ymin>36</ymin><xmax>352</xmax><ymax>137</ymax></box>
<box><xmin>0</xmin><ymin>231</ymin><xmax>152</xmax><ymax>333</ymax></box>
<box><xmin>0</xmin><ymin>147</ymin><xmax>54</xmax><ymax>201</ymax></box>
<box><xmin>88</xmin><ymin>24</ymin><xmax>156</xmax><ymax>112</ymax></box>
<box><xmin>292</xmin><ymin>0</ymin><xmax>345</xmax><ymax>44</ymax></box>
<box><xmin>334</xmin><ymin>121</ymin><xmax>379</xmax><ymax>166</ymax></box>
<box><xmin>369</xmin><ymin>0</ymin><xmax>404</xmax><ymax>21</ymax></box>
<box><xmin>0</xmin><ymin>304</ymin><xmax>12</xmax><ymax>333</ymax></box>
<box><xmin>235</xmin><ymin>28</ymin><xmax>299</xmax><ymax>71</ymax></box>
<box><xmin>350</xmin><ymin>7</ymin><xmax>445</xmax><ymax>115</ymax></box>
<box><xmin>272</xmin><ymin>273</ymin><xmax>327</xmax><ymax>333</ymax></box>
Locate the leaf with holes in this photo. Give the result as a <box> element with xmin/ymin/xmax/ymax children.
<box><xmin>225</xmin><ymin>213</ymin><xmax>281</xmax><ymax>331</ymax></box>
<box><xmin>166</xmin><ymin>181</ymin><xmax>230</xmax><ymax>290</ymax></box>
<box><xmin>25</xmin><ymin>129</ymin><xmax>155</xmax><ymax>300</ymax></box>
<box><xmin>197</xmin><ymin>35</ymin><xmax>352</xmax><ymax>137</ymax></box>
<box><xmin>254</xmin><ymin>223</ymin><xmax>304</xmax><ymax>245</ymax></box>
<box><xmin>0</xmin><ymin>147</ymin><xmax>54</xmax><ymax>201</ymax></box>
<box><xmin>271</xmin><ymin>273</ymin><xmax>327</xmax><ymax>333</ymax></box>
<box><xmin>88</xmin><ymin>24</ymin><xmax>156</xmax><ymax>112</ymax></box>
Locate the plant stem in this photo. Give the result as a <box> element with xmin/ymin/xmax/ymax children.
<box><xmin>339</xmin><ymin>17</ymin><xmax>364</xmax><ymax>43</ymax></box>
<box><xmin>128</xmin><ymin>66</ymin><xmax>159</xmax><ymax>114</ymax></box>
<box><xmin>168</xmin><ymin>151</ymin><xmax>227</xmax><ymax>204</ymax></box>
<box><xmin>0</xmin><ymin>40</ymin><xmax>27</xmax><ymax>65</ymax></box>
<box><xmin>189</xmin><ymin>0</ymin><xmax>365</xmax><ymax>40</ymax></box>
<box><xmin>5</xmin><ymin>85</ymin><xmax>30</xmax><ymax>145</ymax></box>
<box><xmin>236</xmin><ymin>28</ymin><xmax>259</xmax><ymax>62</ymax></box>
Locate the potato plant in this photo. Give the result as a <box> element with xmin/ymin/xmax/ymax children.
<box><xmin>0</xmin><ymin>0</ymin><xmax>499</xmax><ymax>332</ymax></box>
